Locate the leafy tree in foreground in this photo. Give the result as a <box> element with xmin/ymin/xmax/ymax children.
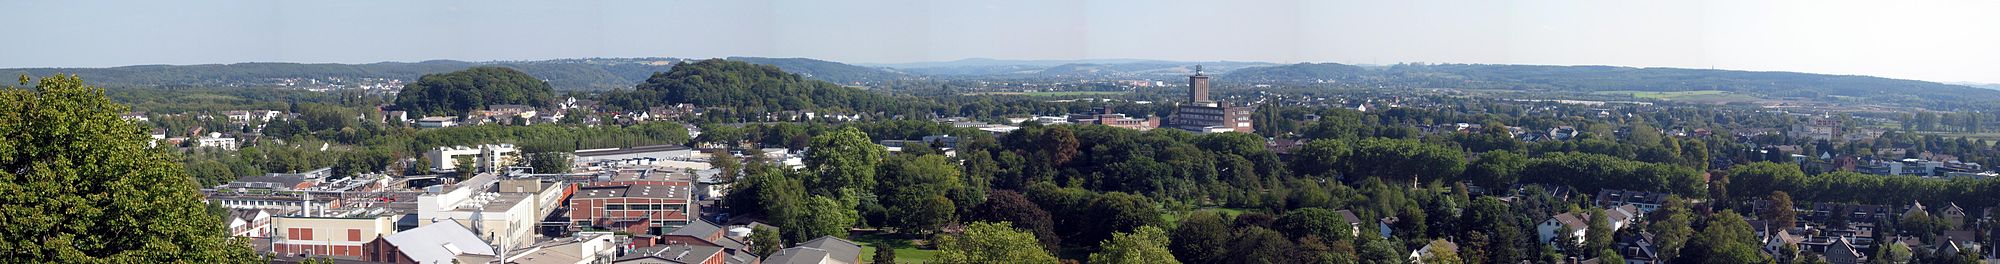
<box><xmin>750</xmin><ymin>226</ymin><xmax>783</xmax><ymax>258</ymax></box>
<box><xmin>1088</xmin><ymin>226</ymin><xmax>1180</xmax><ymax>264</ymax></box>
<box><xmin>0</xmin><ymin>75</ymin><xmax>259</xmax><ymax>262</ymax></box>
<box><xmin>931</xmin><ymin>222</ymin><xmax>1058</xmax><ymax>264</ymax></box>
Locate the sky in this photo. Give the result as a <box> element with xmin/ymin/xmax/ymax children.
<box><xmin>4</xmin><ymin>0</ymin><xmax>1998</xmax><ymax>83</ymax></box>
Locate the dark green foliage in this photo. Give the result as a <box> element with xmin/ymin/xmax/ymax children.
<box><xmin>870</xmin><ymin>244</ymin><xmax>895</xmax><ymax>264</ymax></box>
<box><xmin>1288</xmin><ymin>138</ymin><xmax>1350</xmax><ymax>178</ymax></box>
<box><xmin>1343</xmin><ymin>138</ymin><xmax>1465</xmax><ymax>184</ymax></box>
<box><xmin>527</xmin><ymin>152</ymin><xmax>573</xmax><ymax>174</ymax></box>
<box><xmin>1169</xmin><ymin>212</ymin><xmax>1232</xmax><ymax>264</ymax></box>
<box><xmin>1519</xmin><ymin>152</ymin><xmax>1706</xmax><ymax>197</ymax></box>
<box><xmin>971</xmin><ymin>190</ymin><xmax>1060</xmax><ymax>250</ymax></box>
<box><xmin>877</xmin><ymin>155</ymin><xmax>962</xmax><ymax>234</ymax></box>
<box><xmin>1462</xmin><ymin>197</ymin><xmax>1526</xmax><ymax>263</ymax></box>
<box><xmin>1227</xmin><ymin>227</ymin><xmax>1303</xmax><ymax>264</ymax></box>
<box><xmin>615</xmin><ymin>59</ymin><xmax>918</xmax><ymax>118</ymax></box>
<box><xmin>1465</xmin><ymin>150</ymin><xmax>1528</xmax><ymax>190</ymax></box>
<box><xmin>751</xmin><ymin>226</ymin><xmax>783</xmax><ymax>258</ymax></box>
<box><xmin>1677</xmin><ymin>211</ymin><xmax>1770</xmax><ymax>264</ymax></box>
<box><xmin>1274</xmin><ymin>208</ymin><xmax>1355</xmax><ymax>243</ymax></box>
<box><xmin>393</xmin><ymin>67</ymin><xmax>556</xmax><ymax>117</ymax></box>
<box><xmin>1077</xmin><ymin>192</ymin><xmax>1165</xmax><ymax>247</ymax></box>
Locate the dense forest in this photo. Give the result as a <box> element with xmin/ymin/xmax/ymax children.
<box><xmin>603</xmin><ymin>59</ymin><xmax>936</xmax><ymax>120</ymax></box>
<box><xmin>391</xmin><ymin>67</ymin><xmax>557</xmax><ymax>117</ymax></box>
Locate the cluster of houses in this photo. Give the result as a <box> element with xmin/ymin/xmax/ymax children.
<box><xmin>1495</xmin><ymin>189</ymin><xmax>1999</xmax><ymax>264</ymax></box>
<box><xmin>200</xmin><ymin>141</ymin><xmax>871</xmax><ymax>264</ymax></box>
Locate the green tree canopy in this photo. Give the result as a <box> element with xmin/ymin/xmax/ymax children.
<box><xmin>1274</xmin><ymin>208</ymin><xmax>1355</xmax><ymax>243</ymax></box>
<box><xmin>804</xmin><ymin>127</ymin><xmax>885</xmax><ymax>197</ymax></box>
<box><xmin>0</xmin><ymin>75</ymin><xmax>259</xmax><ymax>262</ymax></box>
<box><xmin>931</xmin><ymin>222</ymin><xmax>1059</xmax><ymax>264</ymax></box>
<box><xmin>392</xmin><ymin>67</ymin><xmax>555</xmax><ymax>117</ymax></box>
<box><xmin>1168</xmin><ymin>211</ymin><xmax>1232</xmax><ymax>264</ymax></box>
<box><xmin>878</xmin><ymin>154</ymin><xmax>965</xmax><ymax>234</ymax></box>
<box><xmin>1087</xmin><ymin>226</ymin><xmax>1180</xmax><ymax>264</ymax></box>
<box><xmin>1344</xmin><ymin>138</ymin><xmax>1465</xmax><ymax>184</ymax></box>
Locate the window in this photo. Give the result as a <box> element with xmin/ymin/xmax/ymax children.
<box><xmin>606</xmin><ymin>204</ymin><xmax>625</xmax><ymax>210</ymax></box>
<box><xmin>288</xmin><ymin>228</ymin><xmax>314</xmax><ymax>240</ymax></box>
<box><xmin>347</xmin><ymin>229</ymin><xmax>362</xmax><ymax>242</ymax></box>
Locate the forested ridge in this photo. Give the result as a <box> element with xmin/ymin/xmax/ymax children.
<box><xmin>391</xmin><ymin>67</ymin><xmax>557</xmax><ymax>117</ymax></box>
<box><xmin>604</xmin><ymin>59</ymin><xmax>933</xmax><ymax>119</ymax></box>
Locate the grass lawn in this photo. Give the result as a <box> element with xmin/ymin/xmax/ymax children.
<box><xmin>1163</xmin><ymin>207</ymin><xmax>1249</xmax><ymax>225</ymax></box>
<box><xmin>853</xmin><ymin>231</ymin><xmax>940</xmax><ymax>264</ymax></box>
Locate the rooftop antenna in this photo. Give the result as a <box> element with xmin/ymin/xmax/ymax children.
<box><xmin>1194</xmin><ymin>65</ymin><xmax>1204</xmax><ymax>76</ymax></box>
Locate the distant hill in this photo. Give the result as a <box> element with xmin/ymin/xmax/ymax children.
<box><xmin>604</xmin><ymin>59</ymin><xmax>930</xmax><ymax>119</ymax></box>
<box><xmin>1224</xmin><ymin>62</ymin><xmax>1371</xmax><ymax>83</ymax></box>
<box><xmin>1951</xmin><ymin>82</ymin><xmax>2000</xmax><ymax>91</ymax></box>
<box><xmin>1226</xmin><ymin>62</ymin><xmax>2000</xmax><ymax>109</ymax></box>
<box><xmin>392</xmin><ymin>67</ymin><xmax>556</xmax><ymax>117</ymax></box>
<box><xmin>0</xmin><ymin>59</ymin><xmax>676</xmax><ymax>90</ymax></box>
<box><xmin>0</xmin><ymin>57</ymin><xmax>907</xmax><ymax>90</ymax></box>
<box><xmin>871</xmin><ymin>58</ymin><xmax>1277</xmax><ymax>78</ymax></box>
<box><xmin>724</xmin><ymin>57</ymin><xmax>909</xmax><ymax>85</ymax></box>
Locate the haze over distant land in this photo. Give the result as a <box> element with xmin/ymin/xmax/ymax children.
<box><xmin>3</xmin><ymin>0</ymin><xmax>1998</xmax><ymax>83</ymax></box>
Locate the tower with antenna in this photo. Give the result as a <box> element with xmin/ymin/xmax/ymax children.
<box><xmin>1188</xmin><ymin>65</ymin><xmax>1212</xmax><ymax>106</ymax></box>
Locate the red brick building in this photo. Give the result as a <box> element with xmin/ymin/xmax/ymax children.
<box><xmin>568</xmin><ymin>172</ymin><xmax>695</xmax><ymax>235</ymax></box>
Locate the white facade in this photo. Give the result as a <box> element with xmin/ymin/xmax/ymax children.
<box><xmin>426</xmin><ymin>144</ymin><xmax>521</xmax><ymax>172</ymax></box>
<box><xmin>417</xmin><ymin>116</ymin><xmax>457</xmax><ymax>128</ymax></box>
<box><xmin>196</xmin><ymin>132</ymin><xmax>238</xmax><ymax>150</ymax></box>
<box><xmin>416</xmin><ymin>173</ymin><xmax>537</xmax><ymax>250</ymax></box>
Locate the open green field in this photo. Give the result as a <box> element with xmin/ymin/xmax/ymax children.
<box><xmin>1163</xmin><ymin>207</ymin><xmax>1249</xmax><ymax>224</ymax></box>
<box><xmin>854</xmin><ymin>232</ymin><xmax>940</xmax><ymax>263</ymax></box>
<box><xmin>1593</xmin><ymin>90</ymin><xmax>1758</xmax><ymax>103</ymax></box>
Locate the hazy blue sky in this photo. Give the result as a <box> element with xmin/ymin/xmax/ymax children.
<box><xmin>5</xmin><ymin>0</ymin><xmax>1998</xmax><ymax>83</ymax></box>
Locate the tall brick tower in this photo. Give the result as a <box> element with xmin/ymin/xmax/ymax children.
<box><xmin>1188</xmin><ymin>65</ymin><xmax>1211</xmax><ymax>106</ymax></box>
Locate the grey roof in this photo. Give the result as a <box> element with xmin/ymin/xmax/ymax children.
<box><xmin>617</xmin><ymin>245</ymin><xmax>724</xmax><ymax>264</ymax></box>
<box><xmin>797</xmin><ymin>236</ymin><xmax>861</xmax><ymax>264</ymax></box>
<box><xmin>669</xmin><ymin>219</ymin><xmax>723</xmax><ymax>238</ymax></box>
<box><xmin>764</xmin><ymin>236</ymin><xmax>861</xmax><ymax>264</ymax></box>
<box><xmin>1336</xmin><ymin>210</ymin><xmax>1363</xmax><ymax>226</ymax></box>
<box><xmin>762</xmin><ymin>247</ymin><xmax>831</xmax><ymax>264</ymax></box>
<box><xmin>230</xmin><ymin>209</ymin><xmax>269</xmax><ymax>222</ymax></box>
<box><xmin>1551</xmin><ymin>213</ymin><xmax>1589</xmax><ymax>230</ymax></box>
<box><xmin>382</xmin><ymin>220</ymin><xmax>494</xmax><ymax>263</ymax></box>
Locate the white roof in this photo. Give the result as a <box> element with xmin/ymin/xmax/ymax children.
<box><xmin>384</xmin><ymin>220</ymin><xmax>495</xmax><ymax>263</ymax></box>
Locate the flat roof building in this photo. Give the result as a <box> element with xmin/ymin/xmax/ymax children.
<box><xmin>570</xmin><ymin>168</ymin><xmax>697</xmax><ymax>235</ymax></box>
